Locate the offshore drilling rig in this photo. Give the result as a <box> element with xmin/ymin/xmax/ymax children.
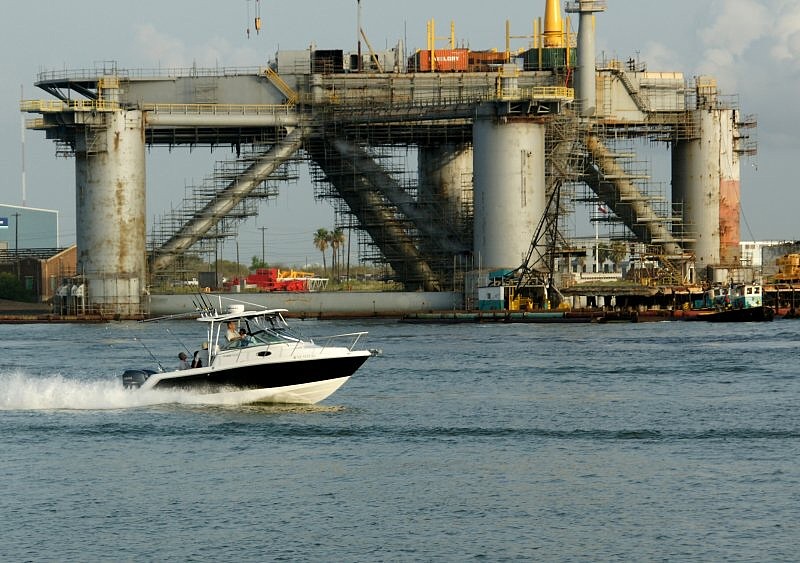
<box><xmin>21</xmin><ymin>0</ymin><xmax>754</xmax><ymax>315</ymax></box>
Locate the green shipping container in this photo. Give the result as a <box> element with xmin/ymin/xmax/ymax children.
<box><xmin>522</xmin><ymin>48</ymin><xmax>577</xmax><ymax>70</ymax></box>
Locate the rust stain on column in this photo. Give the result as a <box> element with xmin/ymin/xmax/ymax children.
<box><xmin>719</xmin><ymin>178</ymin><xmax>740</xmax><ymax>264</ymax></box>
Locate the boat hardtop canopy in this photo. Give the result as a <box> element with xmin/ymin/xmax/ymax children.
<box><xmin>197</xmin><ymin>308</ymin><xmax>289</xmax><ymax>323</ymax></box>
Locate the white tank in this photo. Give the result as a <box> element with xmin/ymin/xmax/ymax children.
<box><xmin>473</xmin><ymin>117</ymin><xmax>546</xmax><ymax>270</ymax></box>
<box><xmin>672</xmin><ymin>108</ymin><xmax>740</xmax><ymax>273</ymax></box>
<box><xmin>74</xmin><ymin>109</ymin><xmax>146</xmax><ymax>315</ymax></box>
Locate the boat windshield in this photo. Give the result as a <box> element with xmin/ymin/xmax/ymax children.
<box><xmin>220</xmin><ymin>313</ymin><xmax>305</xmax><ymax>349</ymax></box>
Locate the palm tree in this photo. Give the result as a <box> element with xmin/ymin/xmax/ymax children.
<box><xmin>330</xmin><ymin>227</ymin><xmax>345</xmax><ymax>280</ymax></box>
<box><xmin>313</xmin><ymin>228</ymin><xmax>330</xmax><ymax>275</ymax></box>
<box><xmin>610</xmin><ymin>241</ymin><xmax>628</xmax><ymax>273</ymax></box>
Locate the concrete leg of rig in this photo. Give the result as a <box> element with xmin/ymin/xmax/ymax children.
<box><xmin>417</xmin><ymin>143</ymin><xmax>473</xmax><ymax>236</ymax></box>
<box><xmin>473</xmin><ymin>117</ymin><xmax>546</xmax><ymax>271</ymax></box>
<box><xmin>74</xmin><ymin>109</ymin><xmax>146</xmax><ymax>315</ymax></box>
<box><xmin>672</xmin><ymin>108</ymin><xmax>740</xmax><ymax>278</ymax></box>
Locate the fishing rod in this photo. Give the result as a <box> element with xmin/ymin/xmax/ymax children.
<box><xmin>141</xmin><ymin>292</ymin><xmax>216</xmax><ymax>324</ymax></box>
<box><xmin>194</xmin><ymin>291</ymin><xmax>215</xmax><ymax>315</ymax></box>
<box><xmin>166</xmin><ymin>327</ymin><xmax>192</xmax><ymax>355</ymax></box>
<box><xmin>141</xmin><ymin>311</ymin><xmax>201</xmax><ymax>323</ymax></box>
<box><xmin>133</xmin><ymin>335</ymin><xmax>166</xmax><ymax>373</ymax></box>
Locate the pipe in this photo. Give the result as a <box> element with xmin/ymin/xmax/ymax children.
<box><xmin>145</xmin><ymin>113</ymin><xmax>299</xmax><ymax>128</ymax></box>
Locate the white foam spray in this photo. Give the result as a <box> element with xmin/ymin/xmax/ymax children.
<box><xmin>0</xmin><ymin>369</ymin><xmax>199</xmax><ymax>411</ymax></box>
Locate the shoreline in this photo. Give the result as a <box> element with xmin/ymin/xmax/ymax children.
<box><xmin>2</xmin><ymin>290</ymin><xmax>798</xmax><ymax>324</ymax></box>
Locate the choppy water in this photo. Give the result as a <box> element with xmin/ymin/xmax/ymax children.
<box><xmin>2</xmin><ymin>318</ymin><xmax>799</xmax><ymax>561</ymax></box>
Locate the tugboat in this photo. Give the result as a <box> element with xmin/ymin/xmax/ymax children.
<box><xmin>122</xmin><ymin>301</ymin><xmax>376</xmax><ymax>404</ymax></box>
<box><xmin>695</xmin><ymin>283</ymin><xmax>774</xmax><ymax>322</ymax></box>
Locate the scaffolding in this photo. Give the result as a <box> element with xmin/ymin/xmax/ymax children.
<box><xmin>303</xmin><ymin>68</ymin><xmax>710</xmax><ymax>289</ymax></box>
<box><xmin>303</xmin><ymin>84</ymin><xmax>480</xmax><ymax>290</ymax></box>
<box><xmin>148</xmin><ymin>143</ymin><xmax>299</xmax><ymax>287</ymax></box>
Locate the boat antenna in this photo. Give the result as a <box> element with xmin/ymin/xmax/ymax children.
<box><xmin>166</xmin><ymin>327</ymin><xmax>192</xmax><ymax>355</ymax></box>
<box><xmin>133</xmin><ymin>335</ymin><xmax>166</xmax><ymax>372</ymax></box>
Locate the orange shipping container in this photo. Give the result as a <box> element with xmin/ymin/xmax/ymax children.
<box><xmin>409</xmin><ymin>49</ymin><xmax>469</xmax><ymax>72</ymax></box>
<box><xmin>468</xmin><ymin>50</ymin><xmax>507</xmax><ymax>72</ymax></box>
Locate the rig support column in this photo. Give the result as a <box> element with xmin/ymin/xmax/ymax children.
<box><xmin>473</xmin><ymin>114</ymin><xmax>546</xmax><ymax>271</ymax></box>
<box><xmin>418</xmin><ymin>143</ymin><xmax>473</xmax><ymax>236</ymax></box>
<box><xmin>75</xmin><ymin>97</ymin><xmax>146</xmax><ymax>315</ymax></box>
<box><xmin>567</xmin><ymin>1</ymin><xmax>606</xmax><ymax>117</ymax></box>
<box><xmin>672</xmin><ymin>81</ymin><xmax>741</xmax><ymax>278</ymax></box>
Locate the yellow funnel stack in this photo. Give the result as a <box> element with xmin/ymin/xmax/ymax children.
<box><xmin>543</xmin><ymin>0</ymin><xmax>564</xmax><ymax>48</ymax></box>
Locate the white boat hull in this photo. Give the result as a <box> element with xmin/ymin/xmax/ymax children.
<box><xmin>125</xmin><ymin>351</ymin><xmax>369</xmax><ymax>405</ymax></box>
<box><xmin>177</xmin><ymin>376</ymin><xmax>351</xmax><ymax>406</ymax></box>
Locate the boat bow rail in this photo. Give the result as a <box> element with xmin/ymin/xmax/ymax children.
<box><xmin>315</xmin><ymin>331</ymin><xmax>368</xmax><ymax>352</ymax></box>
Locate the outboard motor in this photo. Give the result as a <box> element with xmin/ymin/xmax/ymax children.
<box><xmin>122</xmin><ymin>369</ymin><xmax>157</xmax><ymax>389</ymax></box>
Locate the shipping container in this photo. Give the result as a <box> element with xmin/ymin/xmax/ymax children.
<box><xmin>312</xmin><ymin>50</ymin><xmax>345</xmax><ymax>74</ymax></box>
<box><xmin>467</xmin><ymin>50</ymin><xmax>508</xmax><ymax>72</ymax></box>
<box><xmin>521</xmin><ymin>47</ymin><xmax>577</xmax><ymax>71</ymax></box>
<box><xmin>408</xmin><ymin>49</ymin><xmax>469</xmax><ymax>72</ymax></box>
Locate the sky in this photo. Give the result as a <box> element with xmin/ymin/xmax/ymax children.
<box><xmin>1</xmin><ymin>0</ymin><xmax>799</xmax><ymax>267</ymax></box>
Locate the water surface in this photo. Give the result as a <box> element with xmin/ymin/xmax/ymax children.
<box><xmin>2</xmin><ymin>319</ymin><xmax>798</xmax><ymax>560</ymax></box>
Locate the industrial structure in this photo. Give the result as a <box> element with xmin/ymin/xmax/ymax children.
<box><xmin>21</xmin><ymin>0</ymin><xmax>755</xmax><ymax>315</ymax></box>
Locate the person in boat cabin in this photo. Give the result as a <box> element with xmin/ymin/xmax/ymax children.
<box><xmin>238</xmin><ymin>328</ymin><xmax>251</xmax><ymax>345</ymax></box>
<box><xmin>191</xmin><ymin>350</ymin><xmax>202</xmax><ymax>368</ymax></box>
<box><xmin>226</xmin><ymin>321</ymin><xmax>241</xmax><ymax>341</ymax></box>
<box><xmin>178</xmin><ymin>352</ymin><xmax>191</xmax><ymax>370</ymax></box>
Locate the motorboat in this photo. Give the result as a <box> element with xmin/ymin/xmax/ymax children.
<box><xmin>122</xmin><ymin>302</ymin><xmax>375</xmax><ymax>404</ymax></box>
<box><xmin>691</xmin><ymin>282</ymin><xmax>775</xmax><ymax>322</ymax></box>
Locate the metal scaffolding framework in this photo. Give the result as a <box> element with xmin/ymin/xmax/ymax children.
<box><xmin>22</xmin><ymin>48</ymin><xmax>756</xmax><ymax>293</ymax></box>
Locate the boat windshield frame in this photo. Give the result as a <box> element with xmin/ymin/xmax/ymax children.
<box><xmin>199</xmin><ymin>309</ymin><xmax>305</xmax><ymax>359</ymax></box>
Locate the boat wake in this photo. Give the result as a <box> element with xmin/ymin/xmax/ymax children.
<box><xmin>0</xmin><ymin>369</ymin><xmax>222</xmax><ymax>411</ymax></box>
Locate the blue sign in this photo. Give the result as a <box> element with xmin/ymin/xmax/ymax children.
<box><xmin>0</xmin><ymin>217</ymin><xmax>8</xmax><ymax>229</ymax></box>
